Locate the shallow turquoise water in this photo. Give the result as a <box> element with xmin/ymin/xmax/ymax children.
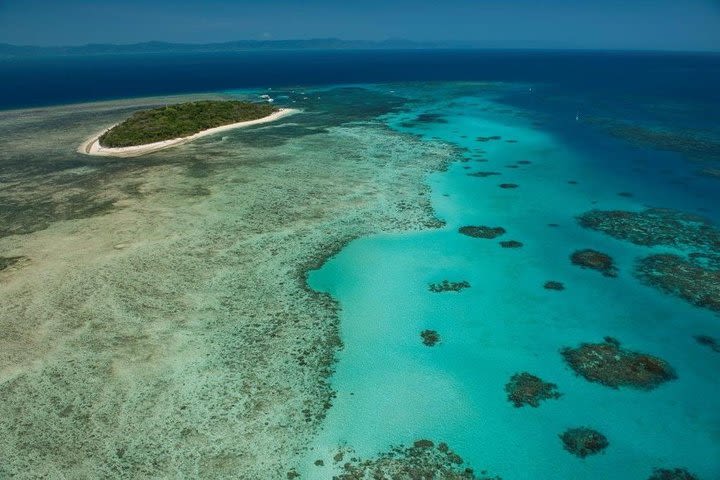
<box><xmin>303</xmin><ymin>83</ymin><xmax>720</xmax><ymax>479</ymax></box>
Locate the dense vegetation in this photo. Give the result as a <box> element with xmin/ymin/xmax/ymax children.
<box><xmin>99</xmin><ymin>100</ymin><xmax>277</xmax><ymax>147</ymax></box>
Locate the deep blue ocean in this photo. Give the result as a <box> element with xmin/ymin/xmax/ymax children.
<box><xmin>2</xmin><ymin>50</ymin><xmax>720</xmax><ymax>111</ymax></box>
<box><xmin>2</xmin><ymin>50</ymin><xmax>719</xmax><ymax>479</ymax></box>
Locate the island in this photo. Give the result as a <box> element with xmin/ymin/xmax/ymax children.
<box><xmin>79</xmin><ymin>100</ymin><xmax>297</xmax><ymax>157</ymax></box>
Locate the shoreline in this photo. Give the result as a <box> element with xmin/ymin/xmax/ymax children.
<box><xmin>78</xmin><ymin>107</ymin><xmax>299</xmax><ymax>157</ymax></box>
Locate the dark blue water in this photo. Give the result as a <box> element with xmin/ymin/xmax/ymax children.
<box><xmin>2</xmin><ymin>49</ymin><xmax>720</xmax><ymax>111</ymax></box>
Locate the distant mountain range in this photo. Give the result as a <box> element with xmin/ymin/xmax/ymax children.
<box><xmin>0</xmin><ymin>38</ymin><xmax>476</xmax><ymax>57</ymax></box>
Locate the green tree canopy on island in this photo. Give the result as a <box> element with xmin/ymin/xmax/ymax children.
<box><xmin>99</xmin><ymin>100</ymin><xmax>277</xmax><ymax>148</ymax></box>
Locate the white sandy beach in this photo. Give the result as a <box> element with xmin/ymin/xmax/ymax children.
<box><xmin>78</xmin><ymin>107</ymin><xmax>298</xmax><ymax>157</ymax></box>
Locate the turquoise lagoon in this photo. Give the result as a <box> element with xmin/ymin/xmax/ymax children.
<box><xmin>301</xmin><ymin>84</ymin><xmax>720</xmax><ymax>479</ymax></box>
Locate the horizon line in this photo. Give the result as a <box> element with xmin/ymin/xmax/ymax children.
<box><xmin>1</xmin><ymin>38</ymin><xmax>719</xmax><ymax>54</ymax></box>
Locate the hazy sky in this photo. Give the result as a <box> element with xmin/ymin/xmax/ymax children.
<box><xmin>1</xmin><ymin>0</ymin><xmax>719</xmax><ymax>51</ymax></box>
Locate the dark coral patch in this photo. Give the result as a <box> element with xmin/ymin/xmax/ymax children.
<box><xmin>560</xmin><ymin>427</ymin><xmax>609</xmax><ymax>458</ymax></box>
<box><xmin>505</xmin><ymin>372</ymin><xmax>562</xmax><ymax>408</ymax></box>
<box><xmin>429</xmin><ymin>280</ymin><xmax>471</xmax><ymax>293</ymax></box>
<box><xmin>421</xmin><ymin>330</ymin><xmax>440</xmax><ymax>347</ymax></box>
<box><xmin>694</xmin><ymin>334</ymin><xmax>720</xmax><ymax>353</ymax></box>
<box><xmin>544</xmin><ymin>281</ymin><xmax>565</xmax><ymax>291</ymax></box>
<box><xmin>499</xmin><ymin>183</ymin><xmax>518</xmax><ymax>189</ymax></box>
<box><xmin>571</xmin><ymin>249</ymin><xmax>618</xmax><ymax>277</ymax></box>
<box><xmin>459</xmin><ymin>226</ymin><xmax>506</xmax><ymax>239</ymax></box>
<box><xmin>636</xmin><ymin>254</ymin><xmax>720</xmax><ymax>312</ymax></box>
<box><xmin>0</xmin><ymin>256</ymin><xmax>26</xmax><ymax>271</ymax></box>
<box><xmin>517</xmin><ymin>160</ymin><xmax>532</xmax><ymax>165</ymax></box>
<box><xmin>415</xmin><ymin>113</ymin><xmax>449</xmax><ymax>124</ymax></box>
<box><xmin>647</xmin><ymin>468</ymin><xmax>699</xmax><ymax>480</ymax></box>
<box><xmin>336</xmin><ymin>441</ymin><xmax>499</xmax><ymax>480</ymax></box>
<box><xmin>477</xmin><ymin>136</ymin><xmax>502</xmax><ymax>142</ymax></box>
<box><xmin>499</xmin><ymin>240</ymin><xmax>523</xmax><ymax>248</ymax></box>
<box><xmin>467</xmin><ymin>171</ymin><xmax>501</xmax><ymax>178</ymax></box>
<box><xmin>561</xmin><ymin>338</ymin><xmax>676</xmax><ymax>390</ymax></box>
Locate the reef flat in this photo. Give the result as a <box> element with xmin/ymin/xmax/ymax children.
<box><xmin>0</xmin><ymin>88</ymin><xmax>455</xmax><ymax>478</ymax></box>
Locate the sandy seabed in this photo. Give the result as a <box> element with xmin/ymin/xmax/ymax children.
<box><xmin>0</xmin><ymin>92</ymin><xmax>455</xmax><ymax>479</ymax></box>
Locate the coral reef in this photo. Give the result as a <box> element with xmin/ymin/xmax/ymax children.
<box><xmin>586</xmin><ymin>116</ymin><xmax>720</xmax><ymax>161</ymax></box>
<box><xmin>499</xmin><ymin>183</ymin><xmax>518</xmax><ymax>189</ymax></box>
<box><xmin>0</xmin><ymin>89</ymin><xmax>457</xmax><ymax>479</ymax></box>
<box><xmin>559</xmin><ymin>427</ymin><xmax>609</xmax><ymax>458</ymax></box>
<box><xmin>476</xmin><ymin>136</ymin><xmax>502</xmax><ymax>142</ymax></box>
<box><xmin>647</xmin><ymin>468</ymin><xmax>699</xmax><ymax>480</ymax></box>
<box><xmin>421</xmin><ymin>330</ymin><xmax>440</xmax><ymax>347</ymax></box>
<box><xmin>561</xmin><ymin>338</ymin><xmax>676</xmax><ymax>390</ymax></box>
<box><xmin>504</xmin><ymin>372</ymin><xmax>562</xmax><ymax>408</ymax></box>
<box><xmin>429</xmin><ymin>280</ymin><xmax>471</xmax><ymax>293</ymax></box>
<box><xmin>578</xmin><ymin>208</ymin><xmax>720</xmax><ymax>311</ymax></box>
<box><xmin>334</xmin><ymin>440</ymin><xmax>500</xmax><ymax>480</ymax></box>
<box><xmin>459</xmin><ymin>226</ymin><xmax>506</xmax><ymax>239</ymax></box>
<box><xmin>544</xmin><ymin>281</ymin><xmax>565</xmax><ymax>291</ymax></box>
<box><xmin>499</xmin><ymin>240</ymin><xmax>523</xmax><ymax>248</ymax></box>
<box><xmin>570</xmin><ymin>249</ymin><xmax>618</xmax><ymax>277</ymax></box>
<box><xmin>694</xmin><ymin>334</ymin><xmax>720</xmax><ymax>353</ymax></box>
<box><xmin>636</xmin><ymin>254</ymin><xmax>720</xmax><ymax>312</ymax></box>
<box><xmin>467</xmin><ymin>171</ymin><xmax>501</xmax><ymax>177</ymax></box>
<box><xmin>577</xmin><ymin>208</ymin><xmax>720</xmax><ymax>249</ymax></box>
<box><xmin>699</xmin><ymin>167</ymin><xmax>720</xmax><ymax>179</ymax></box>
